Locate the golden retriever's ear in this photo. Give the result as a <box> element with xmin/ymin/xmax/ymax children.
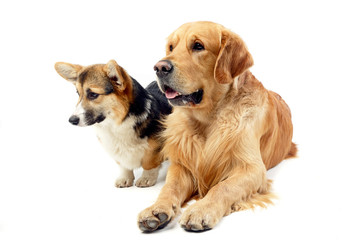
<box><xmin>214</xmin><ymin>30</ymin><xmax>254</xmax><ymax>84</ymax></box>
<box><xmin>104</xmin><ymin>60</ymin><xmax>130</xmax><ymax>91</ymax></box>
<box><xmin>54</xmin><ymin>62</ymin><xmax>83</xmax><ymax>84</ymax></box>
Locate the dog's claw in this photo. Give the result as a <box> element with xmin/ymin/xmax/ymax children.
<box><xmin>139</xmin><ymin>219</ymin><xmax>159</xmax><ymax>232</ymax></box>
<box><xmin>181</xmin><ymin>222</ymin><xmax>211</xmax><ymax>232</ymax></box>
<box><xmin>157</xmin><ymin>213</ymin><xmax>168</xmax><ymax>223</ymax></box>
<box><xmin>139</xmin><ymin>216</ymin><xmax>171</xmax><ymax>233</ymax></box>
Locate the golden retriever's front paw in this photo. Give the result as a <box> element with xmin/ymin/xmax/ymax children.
<box><xmin>179</xmin><ymin>203</ymin><xmax>220</xmax><ymax>232</ymax></box>
<box><xmin>138</xmin><ymin>203</ymin><xmax>177</xmax><ymax>232</ymax></box>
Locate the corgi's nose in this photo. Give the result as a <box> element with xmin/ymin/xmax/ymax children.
<box><xmin>69</xmin><ymin>115</ymin><xmax>80</xmax><ymax>125</ymax></box>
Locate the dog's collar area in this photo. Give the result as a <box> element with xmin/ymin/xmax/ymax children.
<box><xmin>164</xmin><ymin>85</ymin><xmax>203</xmax><ymax>106</ymax></box>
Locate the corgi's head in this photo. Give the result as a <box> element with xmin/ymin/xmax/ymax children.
<box><xmin>55</xmin><ymin>60</ymin><xmax>133</xmax><ymax>127</ymax></box>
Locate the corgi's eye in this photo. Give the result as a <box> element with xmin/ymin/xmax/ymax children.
<box><xmin>169</xmin><ymin>45</ymin><xmax>173</xmax><ymax>52</ymax></box>
<box><xmin>87</xmin><ymin>91</ymin><xmax>99</xmax><ymax>100</ymax></box>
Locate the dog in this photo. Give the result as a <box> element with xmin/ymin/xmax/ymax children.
<box><xmin>54</xmin><ymin>60</ymin><xmax>172</xmax><ymax>187</ymax></box>
<box><xmin>138</xmin><ymin>21</ymin><xmax>297</xmax><ymax>232</ymax></box>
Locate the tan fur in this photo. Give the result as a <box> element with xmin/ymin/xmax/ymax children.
<box><xmin>55</xmin><ymin>60</ymin><xmax>164</xmax><ymax>188</ymax></box>
<box><xmin>55</xmin><ymin>61</ymin><xmax>133</xmax><ymax>125</ymax></box>
<box><xmin>138</xmin><ymin>22</ymin><xmax>297</xmax><ymax>232</ymax></box>
<box><xmin>141</xmin><ymin>138</ymin><xmax>163</xmax><ymax>170</ymax></box>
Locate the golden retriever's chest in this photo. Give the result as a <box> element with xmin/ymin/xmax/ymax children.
<box><xmin>164</xmin><ymin>115</ymin><xmax>235</xmax><ymax>196</ymax></box>
<box><xmin>164</xmin><ymin>126</ymin><xmax>205</xmax><ymax>165</ymax></box>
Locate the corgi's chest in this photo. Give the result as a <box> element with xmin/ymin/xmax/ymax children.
<box><xmin>94</xmin><ymin>116</ymin><xmax>148</xmax><ymax>170</ymax></box>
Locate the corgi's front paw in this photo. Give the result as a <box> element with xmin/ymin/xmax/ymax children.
<box><xmin>135</xmin><ymin>167</ymin><xmax>160</xmax><ymax>187</ymax></box>
<box><xmin>115</xmin><ymin>177</ymin><xmax>134</xmax><ymax>188</ymax></box>
<box><xmin>135</xmin><ymin>176</ymin><xmax>157</xmax><ymax>187</ymax></box>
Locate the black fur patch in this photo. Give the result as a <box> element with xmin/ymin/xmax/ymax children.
<box><xmin>127</xmin><ymin>79</ymin><xmax>172</xmax><ymax>139</ymax></box>
<box><xmin>104</xmin><ymin>81</ymin><xmax>114</xmax><ymax>95</ymax></box>
<box><xmin>79</xmin><ymin>70</ymin><xmax>88</xmax><ymax>86</ymax></box>
<box><xmin>85</xmin><ymin>111</ymin><xmax>106</xmax><ymax>125</ymax></box>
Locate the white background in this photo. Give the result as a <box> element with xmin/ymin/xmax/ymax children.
<box><xmin>1</xmin><ymin>0</ymin><xmax>359</xmax><ymax>239</ymax></box>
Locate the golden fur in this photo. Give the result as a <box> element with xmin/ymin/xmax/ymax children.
<box><xmin>138</xmin><ymin>21</ymin><xmax>297</xmax><ymax>232</ymax></box>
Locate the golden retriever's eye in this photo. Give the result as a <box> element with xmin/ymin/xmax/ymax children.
<box><xmin>193</xmin><ymin>42</ymin><xmax>205</xmax><ymax>51</ymax></box>
<box><xmin>169</xmin><ymin>45</ymin><xmax>173</xmax><ymax>52</ymax></box>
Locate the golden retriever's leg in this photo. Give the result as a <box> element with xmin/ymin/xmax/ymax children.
<box><xmin>180</xmin><ymin>135</ymin><xmax>268</xmax><ymax>232</ymax></box>
<box><xmin>138</xmin><ymin>163</ymin><xmax>194</xmax><ymax>232</ymax></box>
<box><xmin>180</xmin><ymin>165</ymin><xmax>267</xmax><ymax>231</ymax></box>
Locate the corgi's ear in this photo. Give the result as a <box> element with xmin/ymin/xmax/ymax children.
<box><xmin>54</xmin><ymin>62</ymin><xmax>83</xmax><ymax>83</ymax></box>
<box><xmin>214</xmin><ymin>30</ymin><xmax>253</xmax><ymax>84</ymax></box>
<box><xmin>104</xmin><ymin>60</ymin><xmax>130</xmax><ymax>91</ymax></box>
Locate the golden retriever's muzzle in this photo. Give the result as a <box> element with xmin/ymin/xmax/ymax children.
<box><xmin>154</xmin><ymin>60</ymin><xmax>173</xmax><ymax>79</ymax></box>
<box><xmin>154</xmin><ymin>60</ymin><xmax>203</xmax><ymax>106</ymax></box>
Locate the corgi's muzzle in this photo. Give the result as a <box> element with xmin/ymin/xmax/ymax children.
<box><xmin>69</xmin><ymin>115</ymin><xmax>80</xmax><ymax>125</ymax></box>
<box><xmin>69</xmin><ymin>103</ymin><xmax>106</xmax><ymax>127</ymax></box>
<box><xmin>69</xmin><ymin>112</ymin><xmax>105</xmax><ymax>126</ymax></box>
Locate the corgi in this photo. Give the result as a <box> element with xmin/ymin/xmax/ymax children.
<box><xmin>54</xmin><ymin>60</ymin><xmax>172</xmax><ymax>187</ymax></box>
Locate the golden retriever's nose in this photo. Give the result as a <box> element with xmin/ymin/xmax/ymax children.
<box><xmin>154</xmin><ymin>60</ymin><xmax>173</xmax><ymax>79</ymax></box>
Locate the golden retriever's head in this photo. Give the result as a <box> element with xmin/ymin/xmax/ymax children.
<box><xmin>154</xmin><ymin>21</ymin><xmax>253</xmax><ymax>109</ymax></box>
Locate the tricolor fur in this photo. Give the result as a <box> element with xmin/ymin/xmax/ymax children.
<box><xmin>55</xmin><ymin>60</ymin><xmax>172</xmax><ymax>187</ymax></box>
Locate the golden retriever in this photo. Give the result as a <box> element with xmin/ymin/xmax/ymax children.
<box><xmin>138</xmin><ymin>21</ymin><xmax>297</xmax><ymax>232</ymax></box>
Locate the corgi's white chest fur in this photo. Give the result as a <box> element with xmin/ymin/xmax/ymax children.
<box><xmin>94</xmin><ymin>116</ymin><xmax>148</xmax><ymax>170</ymax></box>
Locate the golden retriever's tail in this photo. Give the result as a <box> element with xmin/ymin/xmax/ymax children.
<box><xmin>286</xmin><ymin>142</ymin><xmax>297</xmax><ymax>159</ymax></box>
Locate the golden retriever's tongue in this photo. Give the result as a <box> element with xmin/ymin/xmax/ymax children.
<box><xmin>165</xmin><ymin>88</ymin><xmax>179</xmax><ymax>99</ymax></box>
